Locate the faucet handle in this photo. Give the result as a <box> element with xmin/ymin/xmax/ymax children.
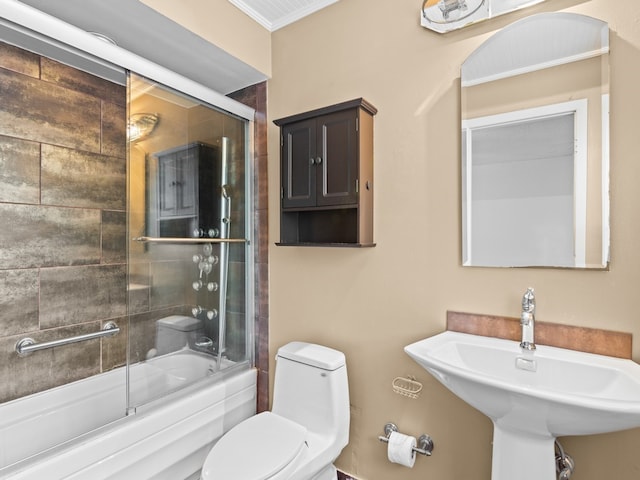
<box><xmin>522</xmin><ymin>287</ymin><xmax>535</xmax><ymax>313</ymax></box>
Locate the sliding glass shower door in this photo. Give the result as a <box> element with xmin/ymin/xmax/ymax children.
<box><xmin>127</xmin><ymin>73</ymin><xmax>253</xmax><ymax>410</ymax></box>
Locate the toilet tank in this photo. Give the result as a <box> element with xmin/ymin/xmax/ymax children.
<box><xmin>155</xmin><ymin>315</ymin><xmax>201</xmax><ymax>355</ymax></box>
<box><xmin>272</xmin><ymin>342</ymin><xmax>349</xmax><ymax>444</ymax></box>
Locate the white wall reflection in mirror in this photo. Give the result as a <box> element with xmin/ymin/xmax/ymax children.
<box><xmin>461</xmin><ymin>13</ymin><xmax>610</xmax><ymax>268</ymax></box>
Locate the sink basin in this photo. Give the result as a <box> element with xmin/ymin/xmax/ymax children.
<box><xmin>405</xmin><ymin>331</ymin><xmax>640</xmax><ymax>480</ymax></box>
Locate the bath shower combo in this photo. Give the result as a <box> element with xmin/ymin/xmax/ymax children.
<box><xmin>0</xmin><ymin>1</ymin><xmax>258</xmax><ymax>478</ymax></box>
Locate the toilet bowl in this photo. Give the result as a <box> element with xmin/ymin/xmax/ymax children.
<box><xmin>201</xmin><ymin>342</ymin><xmax>350</xmax><ymax>480</ymax></box>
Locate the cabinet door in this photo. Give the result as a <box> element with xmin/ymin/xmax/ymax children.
<box><xmin>281</xmin><ymin>118</ymin><xmax>316</xmax><ymax>209</ymax></box>
<box><xmin>174</xmin><ymin>146</ymin><xmax>197</xmax><ymax>217</ymax></box>
<box><xmin>158</xmin><ymin>153</ymin><xmax>178</xmax><ymax>216</ymax></box>
<box><xmin>157</xmin><ymin>148</ymin><xmax>197</xmax><ymax>218</ymax></box>
<box><xmin>316</xmin><ymin>110</ymin><xmax>358</xmax><ymax>206</ymax></box>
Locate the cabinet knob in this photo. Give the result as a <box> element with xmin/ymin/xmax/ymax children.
<box><xmin>310</xmin><ymin>158</ymin><xmax>315</xmax><ymax>165</ymax></box>
<box><xmin>315</xmin><ymin>156</ymin><xmax>323</xmax><ymax>165</ymax></box>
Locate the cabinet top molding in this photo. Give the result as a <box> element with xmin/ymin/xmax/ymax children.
<box><xmin>273</xmin><ymin>98</ymin><xmax>377</xmax><ymax>126</ymax></box>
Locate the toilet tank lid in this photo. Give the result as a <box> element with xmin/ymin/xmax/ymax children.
<box><xmin>277</xmin><ymin>342</ymin><xmax>346</xmax><ymax>371</ymax></box>
<box><xmin>157</xmin><ymin>315</ymin><xmax>201</xmax><ymax>331</ymax></box>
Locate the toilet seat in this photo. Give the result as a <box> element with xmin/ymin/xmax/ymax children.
<box><xmin>201</xmin><ymin>412</ymin><xmax>308</xmax><ymax>480</ymax></box>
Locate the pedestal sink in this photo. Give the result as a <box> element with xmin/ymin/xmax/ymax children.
<box><xmin>405</xmin><ymin>331</ymin><xmax>640</xmax><ymax>480</ymax></box>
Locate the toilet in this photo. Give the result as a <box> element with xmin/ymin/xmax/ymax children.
<box><xmin>155</xmin><ymin>315</ymin><xmax>202</xmax><ymax>355</ymax></box>
<box><xmin>201</xmin><ymin>342</ymin><xmax>350</xmax><ymax>480</ymax></box>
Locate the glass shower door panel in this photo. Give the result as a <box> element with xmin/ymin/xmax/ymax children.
<box><xmin>127</xmin><ymin>73</ymin><xmax>251</xmax><ymax>410</ymax></box>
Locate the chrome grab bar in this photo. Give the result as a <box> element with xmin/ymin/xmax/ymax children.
<box><xmin>15</xmin><ymin>321</ymin><xmax>120</xmax><ymax>356</ymax></box>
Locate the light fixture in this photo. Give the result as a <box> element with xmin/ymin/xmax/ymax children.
<box><xmin>421</xmin><ymin>0</ymin><xmax>548</xmax><ymax>33</ymax></box>
<box><xmin>422</xmin><ymin>0</ymin><xmax>486</xmax><ymax>25</ymax></box>
<box><xmin>128</xmin><ymin>113</ymin><xmax>159</xmax><ymax>142</ymax></box>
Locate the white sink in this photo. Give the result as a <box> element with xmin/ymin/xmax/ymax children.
<box><xmin>405</xmin><ymin>331</ymin><xmax>640</xmax><ymax>480</ymax></box>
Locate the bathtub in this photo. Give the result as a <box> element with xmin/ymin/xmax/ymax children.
<box><xmin>0</xmin><ymin>350</ymin><xmax>256</xmax><ymax>479</ymax></box>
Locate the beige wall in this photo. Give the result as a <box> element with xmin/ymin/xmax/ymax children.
<box><xmin>140</xmin><ymin>0</ymin><xmax>271</xmax><ymax>77</ymax></box>
<box><xmin>267</xmin><ymin>1</ymin><xmax>640</xmax><ymax>479</ymax></box>
<box><xmin>151</xmin><ymin>0</ymin><xmax>640</xmax><ymax>477</ymax></box>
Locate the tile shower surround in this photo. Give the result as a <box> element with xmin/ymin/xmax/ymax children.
<box><xmin>0</xmin><ymin>42</ymin><xmax>128</xmax><ymax>402</ymax></box>
<box><xmin>0</xmin><ymin>41</ymin><xmax>270</xmax><ymax>411</ymax></box>
<box><xmin>229</xmin><ymin>82</ymin><xmax>269</xmax><ymax>413</ymax></box>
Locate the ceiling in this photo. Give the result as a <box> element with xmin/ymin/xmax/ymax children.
<box><xmin>14</xmin><ymin>0</ymin><xmax>268</xmax><ymax>94</ymax></box>
<box><xmin>228</xmin><ymin>0</ymin><xmax>339</xmax><ymax>31</ymax></box>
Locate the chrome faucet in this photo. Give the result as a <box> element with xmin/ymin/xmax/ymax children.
<box><xmin>520</xmin><ymin>287</ymin><xmax>536</xmax><ymax>351</ymax></box>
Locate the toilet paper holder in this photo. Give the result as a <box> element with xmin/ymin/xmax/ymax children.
<box><xmin>378</xmin><ymin>422</ymin><xmax>434</xmax><ymax>456</ymax></box>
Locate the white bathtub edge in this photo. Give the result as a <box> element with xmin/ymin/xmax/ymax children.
<box><xmin>4</xmin><ymin>368</ymin><xmax>257</xmax><ymax>480</ymax></box>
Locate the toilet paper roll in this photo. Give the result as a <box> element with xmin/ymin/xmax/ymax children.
<box><xmin>387</xmin><ymin>431</ymin><xmax>417</xmax><ymax>468</ymax></box>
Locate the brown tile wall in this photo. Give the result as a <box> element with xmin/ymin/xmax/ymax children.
<box><xmin>0</xmin><ymin>41</ymin><xmax>127</xmax><ymax>402</ymax></box>
<box><xmin>337</xmin><ymin>471</ymin><xmax>359</xmax><ymax>480</ymax></box>
<box><xmin>228</xmin><ymin>82</ymin><xmax>269</xmax><ymax>413</ymax></box>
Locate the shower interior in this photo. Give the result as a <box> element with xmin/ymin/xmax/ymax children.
<box><xmin>0</xmin><ymin>35</ymin><xmax>254</xmax><ymax>473</ymax></box>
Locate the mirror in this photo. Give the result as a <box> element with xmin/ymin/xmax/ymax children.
<box><xmin>461</xmin><ymin>13</ymin><xmax>610</xmax><ymax>268</ymax></box>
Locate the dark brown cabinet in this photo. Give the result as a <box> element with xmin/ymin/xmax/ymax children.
<box><xmin>150</xmin><ymin>142</ymin><xmax>220</xmax><ymax>238</ymax></box>
<box><xmin>274</xmin><ymin>98</ymin><xmax>377</xmax><ymax>247</ymax></box>
<box><xmin>158</xmin><ymin>144</ymin><xmax>198</xmax><ymax>218</ymax></box>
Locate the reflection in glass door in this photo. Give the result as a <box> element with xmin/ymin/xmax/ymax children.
<box><xmin>127</xmin><ymin>73</ymin><xmax>253</xmax><ymax>410</ymax></box>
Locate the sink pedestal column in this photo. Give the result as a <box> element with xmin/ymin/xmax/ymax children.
<box><xmin>491</xmin><ymin>425</ymin><xmax>556</xmax><ymax>480</ymax></box>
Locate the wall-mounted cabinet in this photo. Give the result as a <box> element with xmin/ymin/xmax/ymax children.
<box><xmin>148</xmin><ymin>142</ymin><xmax>219</xmax><ymax>238</ymax></box>
<box><xmin>274</xmin><ymin>98</ymin><xmax>377</xmax><ymax>247</ymax></box>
